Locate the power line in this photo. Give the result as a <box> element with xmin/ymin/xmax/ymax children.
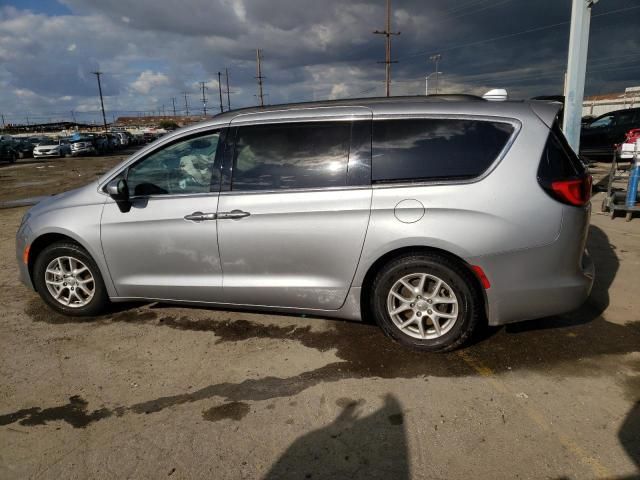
<box><xmin>91</xmin><ymin>71</ymin><xmax>108</xmax><ymax>132</ymax></box>
<box><xmin>441</xmin><ymin>0</ymin><xmax>513</xmax><ymax>21</ymax></box>
<box><xmin>398</xmin><ymin>4</ymin><xmax>640</xmax><ymax>62</ymax></box>
<box><xmin>256</xmin><ymin>49</ymin><xmax>266</xmax><ymax>107</ymax></box>
<box><xmin>199</xmin><ymin>81</ymin><xmax>208</xmax><ymax>115</ymax></box>
<box><xmin>217</xmin><ymin>72</ymin><xmax>224</xmax><ymax>113</ymax></box>
<box><xmin>182</xmin><ymin>91</ymin><xmax>190</xmax><ymax>116</ymax></box>
<box><xmin>225</xmin><ymin>68</ymin><xmax>232</xmax><ymax>111</ymax></box>
<box><xmin>429</xmin><ymin>54</ymin><xmax>442</xmax><ymax>94</ymax></box>
<box><xmin>373</xmin><ymin>0</ymin><xmax>400</xmax><ymax>97</ymax></box>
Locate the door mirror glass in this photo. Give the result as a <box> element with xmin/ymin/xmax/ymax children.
<box><xmin>106</xmin><ymin>178</ymin><xmax>131</xmax><ymax>212</ymax></box>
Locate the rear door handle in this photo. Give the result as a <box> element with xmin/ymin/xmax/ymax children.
<box><xmin>184</xmin><ymin>211</ymin><xmax>216</xmax><ymax>222</ymax></box>
<box><xmin>217</xmin><ymin>209</ymin><xmax>251</xmax><ymax>220</ymax></box>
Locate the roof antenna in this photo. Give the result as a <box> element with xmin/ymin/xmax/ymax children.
<box><xmin>483</xmin><ymin>89</ymin><xmax>508</xmax><ymax>101</ymax></box>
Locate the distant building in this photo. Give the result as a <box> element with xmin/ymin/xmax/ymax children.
<box><xmin>582</xmin><ymin>86</ymin><xmax>640</xmax><ymax>117</ymax></box>
<box><xmin>113</xmin><ymin>115</ymin><xmax>211</xmax><ymax>128</ymax></box>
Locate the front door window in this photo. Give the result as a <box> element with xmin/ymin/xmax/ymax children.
<box><xmin>127</xmin><ymin>133</ymin><xmax>220</xmax><ymax>196</ymax></box>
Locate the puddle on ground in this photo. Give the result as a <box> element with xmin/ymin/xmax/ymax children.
<box><xmin>5</xmin><ymin>299</ymin><xmax>637</xmax><ymax>429</ymax></box>
<box><xmin>0</xmin><ymin>395</ymin><xmax>112</xmax><ymax>428</ymax></box>
<box><xmin>202</xmin><ymin>401</ymin><xmax>250</xmax><ymax>422</ymax></box>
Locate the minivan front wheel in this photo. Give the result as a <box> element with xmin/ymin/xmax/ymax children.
<box><xmin>370</xmin><ymin>254</ymin><xmax>481</xmax><ymax>352</ymax></box>
<box><xmin>33</xmin><ymin>242</ymin><xmax>109</xmax><ymax>316</ymax></box>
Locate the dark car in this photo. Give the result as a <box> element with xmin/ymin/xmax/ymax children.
<box><xmin>580</xmin><ymin>107</ymin><xmax>640</xmax><ymax>160</ymax></box>
<box><xmin>0</xmin><ymin>141</ymin><xmax>17</xmax><ymax>163</ymax></box>
<box><xmin>13</xmin><ymin>139</ymin><xmax>34</xmax><ymax>159</ymax></box>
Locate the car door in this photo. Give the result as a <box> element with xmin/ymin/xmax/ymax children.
<box><xmin>100</xmin><ymin>129</ymin><xmax>226</xmax><ymax>302</ymax></box>
<box><xmin>581</xmin><ymin>113</ymin><xmax>615</xmax><ymax>156</ymax></box>
<box><xmin>216</xmin><ymin>110</ymin><xmax>373</xmax><ymax>310</ymax></box>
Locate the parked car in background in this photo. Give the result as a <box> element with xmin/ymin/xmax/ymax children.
<box><xmin>17</xmin><ymin>96</ymin><xmax>594</xmax><ymax>352</ymax></box>
<box><xmin>33</xmin><ymin>138</ymin><xmax>71</xmax><ymax>158</ymax></box>
<box><xmin>0</xmin><ymin>140</ymin><xmax>17</xmax><ymax>163</ymax></box>
<box><xmin>114</xmin><ymin>132</ymin><xmax>129</xmax><ymax>147</ymax></box>
<box><xmin>580</xmin><ymin>107</ymin><xmax>640</xmax><ymax>160</ymax></box>
<box><xmin>12</xmin><ymin>138</ymin><xmax>34</xmax><ymax>159</ymax></box>
<box><xmin>70</xmin><ymin>136</ymin><xmax>97</xmax><ymax>156</ymax></box>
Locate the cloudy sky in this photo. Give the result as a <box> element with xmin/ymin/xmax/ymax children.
<box><xmin>1</xmin><ymin>0</ymin><xmax>639</xmax><ymax>125</ymax></box>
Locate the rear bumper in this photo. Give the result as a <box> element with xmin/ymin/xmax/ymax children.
<box><xmin>479</xmin><ymin>249</ymin><xmax>593</xmax><ymax>326</ymax></box>
<box><xmin>471</xmin><ymin>206</ymin><xmax>594</xmax><ymax>326</ymax></box>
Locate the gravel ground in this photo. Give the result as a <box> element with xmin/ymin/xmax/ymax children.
<box><xmin>0</xmin><ymin>156</ymin><xmax>638</xmax><ymax>479</ymax></box>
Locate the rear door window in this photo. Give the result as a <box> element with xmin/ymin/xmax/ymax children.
<box><xmin>231</xmin><ymin>122</ymin><xmax>351</xmax><ymax>191</ymax></box>
<box><xmin>372</xmin><ymin>119</ymin><xmax>514</xmax><ymax>183</ymax></box>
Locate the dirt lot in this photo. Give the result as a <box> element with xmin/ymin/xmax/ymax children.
<box><xmin>0</xmin><ymin>155</ymin><xmax>638</xmax><ymax>479</ymax></box>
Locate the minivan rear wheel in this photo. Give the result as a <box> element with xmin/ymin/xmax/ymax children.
<box><xmin>370</xmin><ymin>254</ymin><xmax>481</xmax><ymax>352</ymax></box>
<box><xmin>33</xmin><ymin>241</ymin><xmax>110</xmax><ymax>316</ymax></box>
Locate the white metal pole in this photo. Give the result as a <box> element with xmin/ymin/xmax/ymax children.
<box><xmin>562</xmin><ymin>0</ymin><xmax>595</xmax><ymax>153</ymax></box>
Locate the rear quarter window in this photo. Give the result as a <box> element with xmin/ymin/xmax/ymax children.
<box><xmin>372</xmin><ymin>118</ymin><xmax>514</xmax><ymax>183</ymax></box>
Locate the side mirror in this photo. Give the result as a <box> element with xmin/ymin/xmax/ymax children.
<box><xmin>106</xmin><ymin>178</ymin><xmax>131</xmax><ymax>212</ymax></box>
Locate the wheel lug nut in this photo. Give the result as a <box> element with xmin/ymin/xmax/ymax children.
<box><xmin>427</xmin><ymin>309</ymin><xmax>432</xmax><ymax>314</ymax></box>
<box><xmin>410</xmin><ymin>303</ymin><xmax>415</xmax><ymax>307</ymax></box>
<box><xmin>416</xmin><ymin>312</ymin><xmax>422</xmax><ymax>317</ymax></box>
<box><xmin>417</xmin><ymin>295</ymin><xmax>422</xmax><ymax>299</ymax></box>
<box><xmin>428</xmin><ymin>299</ymin><xmax>432</xmax><ymax>304</ymax></box>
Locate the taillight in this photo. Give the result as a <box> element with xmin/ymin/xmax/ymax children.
<box><xmin>550</xmin><ymin>175</ymin><xmax>592</xmax><ymax>206</ymax></box>
<box><xmin>538</xmin><ymin>120</ymin><xmax>591</xmax><ymax>207</ymax></box>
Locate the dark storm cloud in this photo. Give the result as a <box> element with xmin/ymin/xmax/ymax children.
<box><xmin>1</xmin><ymin>0</ymin><xmax>638</xmax><ymax>123</ymax></box>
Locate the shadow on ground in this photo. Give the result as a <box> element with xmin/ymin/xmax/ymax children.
<box><xmin>619</xmin><ymin>401</ymin><xmax>640</xmax><ymax>473</ymax></box>
<box><xmin>264</xmin><ymin>395</ymin><xmax>409</xmax><ymax>480</ymax></box>
<box><xmin>5</xmin><ymin>224</ymin><xmax>638</xmax><ymax>430</ymax></box>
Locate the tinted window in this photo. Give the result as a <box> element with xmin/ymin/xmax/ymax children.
<box><xmin>231</xmin><ymin>122</ymin><xmax>350</xmax><ymax>191</ymax></box>
<box><xmin>615</xmin><ymin>110</ymin><xmax>636</xmax><ymax>126</ymax></box>
<box><xmin>127</xmin><ymin>132</ymin><xmax>220</xmax><ymax>196</ymax></box>
<box><xmin>372</xmin><ymin>119</ymin><xmax>514</xmax><ymax>183</ymax></box>
<box><xmin>538</xmin><ymin>121</ymin><xmax>586</xmax><ymax>181</ymax></box>
<box><xmin>589</xmin><ymin>115</ymin><xmax>614</xmax><ymax>128</ymax></box>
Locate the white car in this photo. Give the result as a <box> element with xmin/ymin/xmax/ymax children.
<box><xmin>33</xmin><ymin>139</ymin><xmax>71</xmax><ymax>158</ymax></box>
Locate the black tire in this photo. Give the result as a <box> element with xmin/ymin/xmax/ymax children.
<box><xmin>32</xmin><ymin>241</ymin><xmax>110</xmax><ymax>316</ymax></box>
<box><xmin>600</xmin><ymin>197</ymin><xmax>608</xmax><ymax>213</ymax></box>
<box><xmin>370</xmin><ymin>253</ymin><xmax>482</xmax><ymax>352</ymax></box>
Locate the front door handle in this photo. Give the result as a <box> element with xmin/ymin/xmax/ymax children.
<box><xmin>217</xmin><ymin>209</ymin><xmax>251</xmax><ymax>220</ymax></box>
<box><xmin>184</xmin><ymin>211</ymin><xmax>216</xmax><ymax>222</ymax></box>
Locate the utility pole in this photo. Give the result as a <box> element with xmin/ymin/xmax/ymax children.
<box><xmin>1</xmin><ymin>114</ymin><xmax>5</xmax><ymax>130</ymax></box>
<box><xmin>217</xmin><ymin>72</ymin><xmax>224</xmax><ymax>113</ymax></box>
<box><xmin>225</xmin><ymin>68</ymin><xmax>231</xmax><ymax>111</ymax></box>
<box><xmin>199</xmin><ymin>81</ymin><xmax>208</xmax><ymax>115</ymax></box>
<box><xmin>562</xmin><ymin>0</ymin><xmax>598</xmax><ymax>152</ymax></box>
<box><xmin>374</xmin><ymin>0</ymin><xmax>400</xmax><ymax>97</ymax></box>
<box><xmin>162</xmin><ymin>104</ymin><xmax>166</xmax><ymax>116</ymax></box>
<box><xmin>182</xmin><ymin>91</ymin><xmax>190</xmax><ymax>116</ymax></box>
<box><xmin>429</xmin><ymin>54</ymin><xmax>442</xmax><ymax>94</ymax></box>
<box><xmin>172</xmin><ymin>97</ymin><xmax>177</xmax><ymax>116</ymax></box>
<box><xmin>92</xmin><ymin>71</ymin><xmax>109</xmax><ymax>132</ymax></box>
<box><xmin>256</xmin><ymin>49</ymin><xmax>265</xmax><ymax>107</ymax></box>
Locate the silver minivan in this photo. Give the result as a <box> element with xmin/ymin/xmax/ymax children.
<box><xmin>16</xmin><ymin>96</ymin><xmax>594</xmax><ymax>351</ymax></box>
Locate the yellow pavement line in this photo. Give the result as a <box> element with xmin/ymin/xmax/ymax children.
<box><xmin>457</xmin><ymin>350</ymin><xmax>612</xmax><ymax>479</ymax></box>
